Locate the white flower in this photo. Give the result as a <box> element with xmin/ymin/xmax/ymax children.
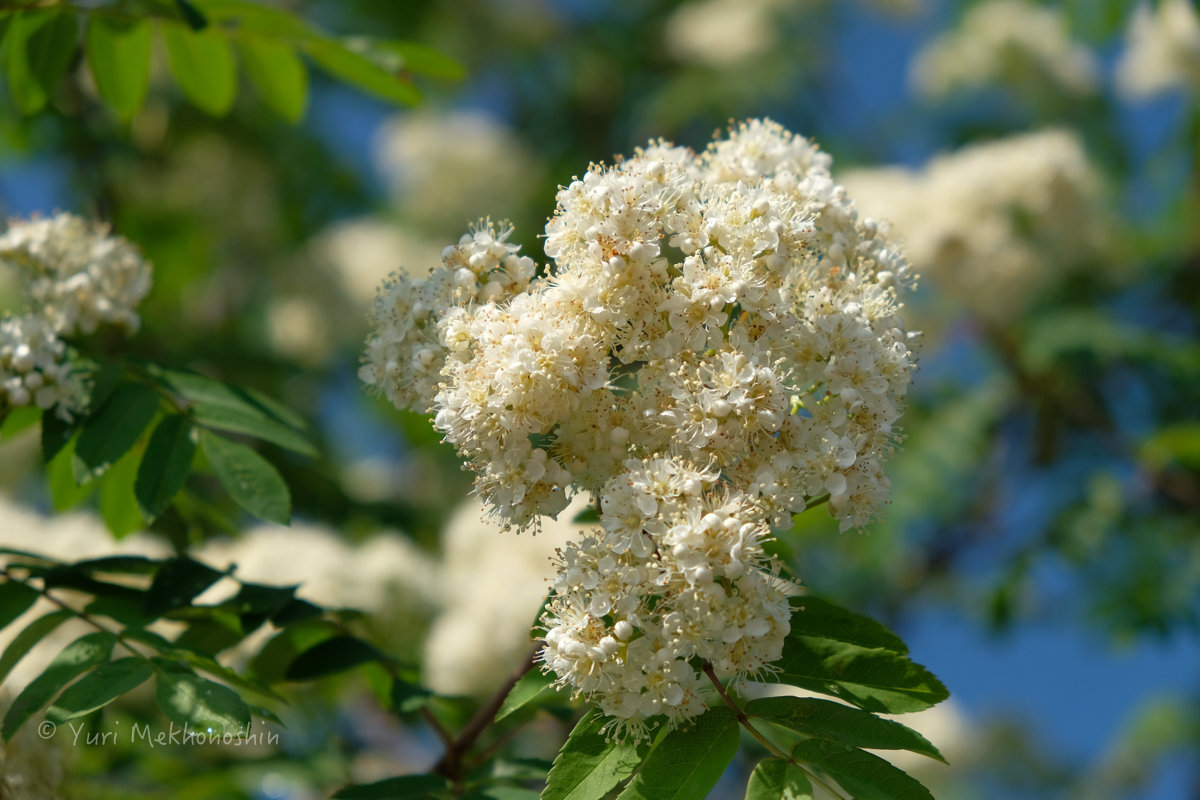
<box><xmin>910</xmin><ymin>0</ymin><xmax>1098</xmax><ymax>100</ymax></box>
<box><xmin>1115</xmin><ymin>0</ymin><xmax>1200</xmax><ymax>99</ymax></box>
<box><xmin>0</xmin><ymin>213</ymin><xmax>152</xmax><ymax>419</ymax></box>
<box><xmin>362</xmin><ymin>118</ymin><xmax>917</xmax><ymax>735</ymax></box>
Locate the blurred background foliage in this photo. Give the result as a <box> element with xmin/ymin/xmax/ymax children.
<box><xmin>1</xmin><ymin>0</ymin><xmax>1199</xmax><ymax>798</ymax></box>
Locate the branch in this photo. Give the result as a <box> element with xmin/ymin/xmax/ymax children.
<box><xmin>702</xmin><ymin>662</ymin><xmax>848</xmax><ymax>800</ymax></box>
<box><xmin>432</xmin><ymin>643</ymin><xmax>540</xmax><ymax>783</ymax></box>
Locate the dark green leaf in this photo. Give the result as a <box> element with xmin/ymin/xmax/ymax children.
<box><xmin>86</xmin><ymin>15</ymin><xmax>151</xmax><ymax>120</ymax></box>
<box><xmin>246</xmin><ymin>620</ymin><xmax>334</xmax><ymax>684</ymax></box>
<box><xmin>2</xmin><ymin>632</ymin><xmax>115</xmax><ymax>740</ymax></box>
<box><xmin>172</xmin><ymin>615</ymin><xmax>245</xmax><ymax>654</ymax></box>
<box><xmin>99</xmin><ymin>446</ymin><xmax>146</xmax><ymax>539</ymax></box>
<box><xmin>772</xmin><ymin>635</ymin><xmax>948</xmax><ymax>714</ymax></box>
<box><xmin>744</xmin><ymin>758</ymin><xmax>813</xmax><ymax>800</ymax></box>
<box><xmin>302</xmin><ymin>37</ymin><xmax>420</xmax><ymax>105</ymax></box>
<box><xmin>285</xmin><ymin>635</ymin><xmax>383</xmax><ymax>681</ymax></box>
<box><xmin>162</xmin><ymin>20</ymin><xmax>236</xmax><ymax>115</ymax></box>
<box><xmin>200</xmin><ymin>430</ymin><xmax>290</xmax><ymax>525</ymax></box>
<box><xmin>788</xmin><ymin>596</ymin><xmax>908</xmax><ymax>653</ymax></box>
<box><xmin>73</xmin><ymin>382</ymin><xmax>159</xmax><ymax>482</ymax></box>
<box><xmin>193</xmin><ymin>0</ymin><xmax>314</xmax><ymax>38</ymax></box>
<box><xmin>40</xmin><ymin>410</ymin><xmax>75</xmax><ymax>463</ymax></box>
<box><xmin>47</xmin><ymin>657</ymin><xmax>153</xmax><ymax>722</ymax></box>
<box><xmin>236</xmin><ymin>36</ymin><xmax>307</xmax><ymax>122</ymax></box>
<box><xmin>572</xmin><ymin>506</ymin><xmax>600</xmax><ymax>524</ymax></box>
<box><xmin>173</xmin><ymin>0</ymin><xmax>208</xmax><ymax>30</ymax></box>
<box><xmin>542</xmin><ymin>709</ymin><xmax>651</xmax><ymax>800</ymax></box>
<box><xmin>190</xmin><ymin>401</ymin><xmax>315</xmax><ymax>456</ymax></box>
<box><xmin>0</xmin><ymin>579</ymin><xmax>39</xmax><ymax>630</ymax></box>
<box><xmin>496</xmin><ymin>667</ymin><xmax>555</xmax><ymax>722</ymax></box>
<box><xmin>745</xmin><ymin>696</ymin><xmax>944</xmax><ymax>762</ymax></box>
<box><xmin>5</xmin><ymin>11</ymin><xmax>50</xmax><ymax>113</ymax></box>
<box><xmin>135</xmin><ymin>414</ymin><xmax>197</xmax><ymax>521</ymax></box>
<box><xmin>227</xmin><ymin>581</ymin><xmax>297</xmax><ymax>632</ymax></box>
<box><xmin>26</xmin><ymin>10</ymin><xmax>76</xmax><ymax>96</ymax></box>
<box><xmin>145</xmin><ymin>556</ymin><xmax>226</xmax><ymax>616</ymax></box>
<box><xmin>0</xmin><ymin>610</ymin><xmax>72</xmax><ymax>686</ymax></box>
<box><xmin>332</xmin><ymin>774</ymin><xmax>449</xmax><ymax>799</ymax></box>
<box><xmin>791</xmin><ymin>739</ymin><xmax>934</xmax><ymax>800</ymax></box>
<box><xmin>73</xmin><ymin>555</ymin><xmax>161</xmax><ymax>575</ymax></box>
<box><xmin>154</xmin><ymin>662</ymin><xmax>251</xmax><ymax>737</ymax></box>
<box><xmin>617</xmin><ymin>706</ymin><xmax>739</xmax><ymax>800</ymax></box>
<box><xmin>270</xmin><ymin>597</ymin><xmax>322</xmax><ymax>626</ymax></box>
<box><xmin>391</xmin><ymin>675</ymin><xmax>433</xmax><ymax>714</ymax></box>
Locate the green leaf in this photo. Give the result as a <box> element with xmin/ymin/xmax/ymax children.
<box><xmin>190</xmin><ymin>401</ymin><xmax>315</xmax><ymax>456</ymax></box>
<box><xmin>46</xmin><ymin>657</ymin><xmax>154</xmax><ymax>722</ymax></box>
<box><xmin>745</xmin><ymin>696</ymin><xmax>944</xmax><ymax>762</ymax></box>
<box><xmin>572</xmin><ymin>506</ymin><xmax>600</xmax><ymax>524</ymax></box>
<box><xmin>173</xmin><ymin>0</ymin><xmax>208</xmax><ymax>30</ymax></box>
<box><xmin>200</xmin><ymin>430</ymin><xmax>290</xmax><ymax>525</ymax></box>
<box><xmin>0</xmin><ymin>610</ymin><xmax>72</xmax><ymax>686</ymax></box>
<box><xmin>285</xmin><ymin>635</ymin><xmax>383</xmax><ymax>681</ymax></box>
<box><xmin>235</xmin><ymin>36</ymin><xmax>306</xmax><ymax>122</ymax></box>
<box><xmin>302</xmin><ymin>37</ymin><xmax>420</xmax><ymax>105</ymax></box>
<box><xmin>5</xmin><ymin>11</ymin><xmax>50</xmax><ymax>113</ymax></box>
<box><xmin>744</xmin><ymin>758</ymin><xmax>813</xmax><ymax>800</ymax></box>
<box><xmin>496</xmin><ymin>667</ymin><xmax>555</xmax><ymax>722</ymax></box>
<box><xmin>391</xmin><ymin>674</ymin><xmax>433</xmax><ymax>714</ymax></box>
<box><xmin>616</xmin><ymin>706</ymin><xmax>740</xmax><ymax>800</ymax></box>
<box><xmin>99</xmin><ymin>446</ymin><xmax>146</xmax><ymax>539</ymax></box>
<box><xmin>788</xmin><ymin>596</ymin><xmax>908</xmax><ymax>653</ymax></box>
<box><xmin>0</xmin><ymin>579</ymin><xmax>39</xmax><ymax>630</ymax></box>
<box><xmin>542</xmin><ymin>709</ymin><xmax>651</xmax><ymax>800</ymax></box>
<box><xmin>246</xmin><ymin>620</ymin><xmax>334</xmax><ymax>684</ymax></box>
<box><xmin>382</xmin><ymin>41</ymin><xmax>465</xmax><ymax>80</ymax></box>
<box><xmin>161</xmin><ymin>20</ymin><xmax>236</xmax><ymax>115</ymax></box>
<box><xmin>149</xmin><ymin>366</ymin><xmax>312</xmax><ymax>448</ymax></box>
<box><xmin>73</xmin><ymin>555</ymin><xmax>161</xmax><ymax>576</ymax></box>
<box><xmin>73</xmin><ymin>382</ymin><xmax>159</xmax><ymax>482</ymax></box>
<box><xmin>791</xmin><ymin>739</ymin><xmax>934</xmax><ymax>800</ymax></box>
<box><xmin>2</xmin><ymin>632</ymin><xmax>115</xmax><ymax>740</ymax></box>
<box><xmin>145</xmin><ymin>556</ymin><xmax>226</xmax><ymax>616</ymax></box>
<box><xmin>40</xmin><ymin>404</ymin><xmax>75</xmax><ymax>463</ymax></box>
<box><xmin>86</xmin><ymin>15</ymin><xmax>151</xmax><ymax>120</ymax></box>
<box><xmin>332</xmin><ymin>774</ymin><xmax>449</xmax><ymax>799</ymax></box>
<box><xmin>135</xmin><ymin>414</ymin><xmax>197</xmax><ymax>522</ymax></box>
<box><xmin>46</xmin><ymin>435</ymin><xmax>94</xmax><ymax>511</ymax></box>
<box><xmin>154</xmin><ymin>662</ymin><xmax>251</xmax><ymax>737</ymax></box>
<box><xmin>0</xmin><ymin>405</ymin><xmax>41</xmax><ymax>439</ymax></box>
<box><xmin>26</xmin><ymin>10</ymin><xmax>76</xmax><ymax>96</ymax></box>
<box><xmin>772</xmin><ymin>635</ymin><xmax>948</xmax><ymax>714</ymax></box>
<box><xmin>226</xmin><ymin>581</ymin><xmax>296</xmax><ymax>632</ymax></box>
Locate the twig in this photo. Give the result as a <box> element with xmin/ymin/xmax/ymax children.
<box><xmin>432</xmin><ymin>643</ymin><xmax>540</xmax><ymax>784</ymax></box>
<box><xmin>702</xmin><ymin>662</ymin><xmax>849</xmax><ymax>800</ymax></box>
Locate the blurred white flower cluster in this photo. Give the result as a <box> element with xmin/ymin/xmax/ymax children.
<box><xmin>842</xmin><ymin>128</ymin><xmax>1108</xmax><ymax>324</ymax></box>
<box><xmin>910</xmin><ymin>0</ymin><xmax>1098</xmax><ymax>100</ymax></box>
<box><xmin>1116</xmin><ymin>0</ymin><xmax>1200</xmax><ymax>99</ymax></box>
<box><xmin>0</xmin><ymin>213</ymin><xmax>151</xmax><ymax>419</ymax></box>
<box><xmin>362</xmin><ymin>119</ymin><xmax>917</xmax><ymax>737</ymax></box>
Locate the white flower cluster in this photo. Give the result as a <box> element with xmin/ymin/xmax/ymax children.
<box><xmin>841</xmin><ymin>128</ymin><xmax>1108</xmax><ymax>324</ymax></box>
<box><xmin>361</xmin><ymin>119</ymin><xmax>917</xmax><ymax>737</ymax></box>
<box><xmin>0</xmin><ymin>213</ymin><xmax>151</xmax><ymax>419</ymax></box>
<box><xmin>1116</xmin><ymin>0</ymin><xmax>1200</xmax><ymax>99</ymax></box>
<box><xmin>910</xmin><ymin>0</ymin><xmax>1098</xmax><ymax>101</ymax></box>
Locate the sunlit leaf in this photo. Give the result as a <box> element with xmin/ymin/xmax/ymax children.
<box><xmin>86</xmin><ymin>15</ymin><xmax>152</xmax><ymax>120</ymax></box>
<box><xmin>47</xmin><ymin>657</ymin><xmax>154</xmax><ymax>722</ymax></box>
<box><xmin>2</xmin><ymin>632</ymin><xmax>115</xmax><ymax>740</ymax></box>
<box><xmin>200</xmin><ymin>430</ymin><xmax>290</xmax><ymax>525</ymax></box>
<box><xmin>162</xmin><ymin>20</ymin><xmax>237</xmax><ymax>115</ymax></box>
<box><xmin>616</xmin><ymin>707</ymin><xmax>739</xmax><ymax>800</ymax></box>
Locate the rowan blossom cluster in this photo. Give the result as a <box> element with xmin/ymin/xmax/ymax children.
<box><xmin>910</xmin><ymin>0</ymin><xmax>1098</xmax><ymax>101</ymax></box>
<box><xmin>0</xmin><ymin>213</ymin><xmax>151</xmax><ymax>419</ymax></box>
<box><xmin>361</xmin><ymin>119</ymin><xmax>917</xmax><ymax>737</ymax></box>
